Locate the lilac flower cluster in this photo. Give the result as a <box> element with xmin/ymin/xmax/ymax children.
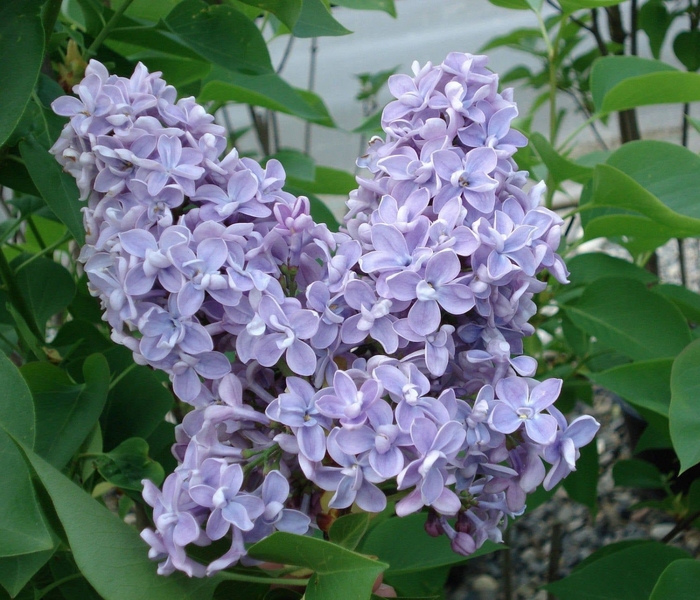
<box><xmin>51</xmin><ymin>54</ymin><xmax>599</xmax><ymax>577</ymax></box>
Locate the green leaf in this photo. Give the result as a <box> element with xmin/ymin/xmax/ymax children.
<box><xmin>543</xmin><ymin>542</ymin><xmax>690</xmax><ymax>600</ymax></box>
<box><xmin>588</xmin><ymin>358</ymin><xmax>673</xmax><ymax>417</ymax></box>
<box><xmin>582</xmin><ymin>214</ymin><xmax>676</xmax><ymax>255</ymax></box>
<box><xmin>0</xmin><ymin>428</ymin><xmax>53</xmax><ymax>558</ymax></box>
<box><xmin>95</xmin><ymin>437</ymin><xmax>165</xmax><ymax>491</ymax></box>
<box><xmin>13</xmin><ymin>256</ymin><xmax>76</xmax><ymax>335</ymax></box>
<box><xmin>330</xmin><ymin>0</ymin><xmax>396</xmax><ymax>16</ymax></box>
<box><xmin>529</xmin><ymin>132</ymin><xmax>593</xmax><ymax>184</ymax></box>
<box><xmin>0</xmin><ymin>0</ymin><xmax>44</xmax><ymax>149</ymax></box>
<box><xmin>561</xmin><ymin>277</ymin><xmax>692</xmax><ymax>362</ymax></box>
<box><xmin>352</xmin><ymin>111</ymin><xmax>382</xmax><ymax>134</ymax></box>
<box><xmin>566</xmin><ymin>253</ymin><xmax>657</xmax><ymax>287</ymax></box>
<box><xmin>292</xmin><ymin>0</ymin><xmax>352</xmax><ymax>37</ymax></box>
<box><xmin>674</xmin><ymin>30</ymin><xmax>700</xmax><ymax>72</ymax></box>
<box><xmin>572</xmin><ymin>539</ymin><xmax>654</xmax><ymax>572</ymax></box>
<box><xmin>559</xmin><ymin>0</ymin><xmax>625</xmax><ymax>13</ymax></box>
<box><xmin>670</xmin><ymin>339</ymin><xmax>700</xmax><ymax>473</ymax></box>
<box><xmin>101</xmin><ymin>352</ymin><xmax>174</xmax><ymax>451</ymax></box>
<box><xmin>199</xmin><ymin>72</ymin><xmax>330</xmax><ymax>123</ymax></box>
<box><xmin>562</xmin><ymin>438</ymin><xmax>599</xmax><ymax>514</ymax></box>
<box><xmin>328</xmin><ymin>513</ymin><xmax>370</xmax><ymax>551</ymax></box>
<box><xmin>0</xmin><ymin>353</ymin><xmax>35</xmax><ymax>447</ymax></box>
<box><xmin>639</xmin><ymin>0</ymin><xmax>674</xmax><ymax>59</ymax></box>
<box><xmin>650</xmin><ymin>559</ymin><xmax>700</xmax><ymax>599</ymax></box>
<box><xmin>590</xmin><ymin>164</ymin><xmax>700</xmax><ymax>236</ymax></box>
<box><xmin>485</xmin><ymin>0</ymin><xmax>530</xmax><ymax>9</ymax></box>
<box><xmin>270</xmin><ymin>150</ymin><xmax>315</xmax><ymax>181</ymax></box>
<box><xmin>287</xmin><ymin>166</ymin><xmax>356</xmax><ymax>195</ymax></box>
<box><xmin>19</xmin><ymin>447</ymin><xmax>220</xmax><ymax>600</ymax></box>
<box><xmin>613</xmin><ymin>458</ymin><xmax>666</xmax><ymax>489</ymax></box>
<box><xmin>122</xmin><ymin>0</ymin><xmax>181</xmax><ymax>21</ymax></box>
<box><xmin>590</xmin><ymin>56</ymin><xmax>675</xmax><ymax>112</ymax></box>
<box><xmin>654</xmin><ymin>284</ymin><xmax>700</xmax><ymax>324</ymax></box>
<box><xmin>235</xmin><ymin>0</ymin><xmax>302</xmax><ymax>30</ymax></box>
<box><xmin>248</xmin><ymin>532</ymin><xmax>387</xmax><ymax>600</ymax></box>
<box><xmin>22</xmin><ymin>354</ymin><xmax>109</xmax><ymax>469</ymax></box>
<box><xmin>166</xmin><ymin>0</ymin><xmax>272</xmax><ymax>74</ymax></box>
<box><xmin>0</xmin><ymin>543</ymin><xmax>56</xmax><ymax>597</ymax></box>
<box><xmin>601</xmin><ymin>69</ymin><xmax>700</xmax><ymax>113</ymax></box>
<box><xmin>19</xmin><ymin>135</ymin><xmax>85</xmax><ymax>245</ymax></box>
<box><xmin>359</xmin><ymin>513</ymin><xmax>501</xmax><ymax>576</ymax></box>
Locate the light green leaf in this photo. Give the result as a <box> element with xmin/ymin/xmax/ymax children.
<box><xmin>331</xmin><ymin>0</ymin><xmax>396</xmax><ymax>15</ymax></box>
<box><xmin>235</xmin><ymin>0</ymin><xmax>302</xmax><ymax>30</ymax></box>
<box><xmin>670</xmin><ymin>339</ymin><xmax>700</xmax><ymax>472</ymax></box>
<box><xmin>602</xmin><ymin>70</ymin><xmax>700</xmax><ymax>113</ymax></box>
<box><xmin>485</xmin><ymin>0</ymin><xmax>530</xmax><ymax>9</ymax></box>
<box><xmin>328</xmin><ymin>513</ymin><xmax>370</xmax><ymax>551</ymax></box>
<box><xmin>0</xmin><ymin>0</ymin><xmax>44</xmax><ymax>149</ymax></box>
<box><xmin>292</xmin><ymin>0</ymin><xmax>352</xmax><ymax>37</ymax></box>
<box><xmin>287</xmin><ymin>166</ymin><xmax>356</xmax><ymax>195</ymax></box>
<box><xmin>22</xmin><ymin>354</ymin><xmax>109</xmax><ymax>469</ymax></box>
<box><xmin>529</xmin><ymin>132</ymin><xmax>593</xmax><ymax>184</ymax></box>
<box><xmin>359</xmin><ymin>513</ymin><xmax>501</xmax><ymax>576</ymax></box>
<box><xmin>590</xmin><ymin>164</ymin><xmax>700</xmax><ymax>236</ymax></box>
<box><xmin>613</xmin><ymin>459</ymin><xmax>666</xmax><ymax>489</ymax></box>
<box><xmin>654</xmin><ymin>284</ymin><xmax>700</xmax><ymax>324</ymax></box>
<box><xmin>0</xmin><ymin>353</ymin><xmax>35</xmax><ymax>447</ymax></box>
<box><xmin>248</xmin><ymin>532</ymin><xmax>387</xmax><ymax>600</ymax></box>
<box><xmin>590</xmin><ymin>56</ymin><xmax>675</xmax><ymax>112</ymax></box>
<box><xmin>269</xmin><ymin>150</ymin><xmax>315</xmax><ymax>181</ymax></box>
<box><xmin>0</xmin><ymin>429</ymin><xmax>53</xmax><ymax>558</ymax></box>
<box><xmin>199</xmin><ymin>73</ymin><xmax>331</xmax><ymax>124</ymax></box>
<box><xmin>562</xmin><ymin>278</ymin><xmax>692</xmax><ymax>361</ymax></box>
<box><xmin>589</xmin><ymin>358</ymin><xmax>673</xmax><ymax>417</ymax></box>
<box><xmin>582</xmin><ymin>214</ymin><xmax>676</xmax><ymax>255</ymax></box>
<box><xmin>543</xmin><ymin>542</ymin><xmax>690</xmax><ymax>599</ymax></box>
<box><xmin>650</xmin><ymin>559</ymin><xmax>700</xmax><ymax>599</ymax></box>
<box><xmin>166</xmin><ymin>0</ymin><xmax>273</xmax><ymax>74</ymax></box>
<box><xmin>19</xmin><ymin>135</ymin><xmax>85</xmax><ymax>245</ymax></box>
<box><xmin>20</xmin><ymin>447</ymin><xmax>220</xmax><ymax>600</ymax></box>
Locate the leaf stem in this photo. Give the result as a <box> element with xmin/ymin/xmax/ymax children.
<box><xmin>216</xmin><ymin>571</ymin><xmax>309</xmax><ymax>586</ymax></box>
<box><xmin>108</xmin><ymin>362</ymin><xmax>138</xmax><ymax>391</ymax></box>
<box><xmin>86</xmin><ymin>0</ymin><xmax>137</xmax><ymax>57</ymax></box>
<box><xmin>35</xmin><ymin>573</ymin><xmax>84</xmax><ymax>599</ymax></box>
<box><xmin>15</xmin><ymin>231</ymin><xmax>71</xmax><ymax>272</ymax></box>
<box><xmin>41</xmin><ymin>0</ymin><xmax>64</xmax><ymax>49</ymax></box>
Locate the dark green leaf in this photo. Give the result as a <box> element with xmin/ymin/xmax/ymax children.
<box><xmin>50</xmin><ymin>320</ymin><xmax>112</xmax><ymax>378</ymax></box>
<box><xmin>0</xmin><ymin>156</ymin><xmax>40</xmax><ymax>196</ymax></box>
<box><xmin>0</xmin><ymin>353</ymin><xmax>35</xmax><ymax>447</ymax></box>
<box><xmin>563</xmin><ymin>440</ymin><xmax>599</xmax><ymax>514</ymax></box>
<box><xmin>566</xmin><ymin>253</ymin><xmax>657</xmax><ymax>287</ymax></box>
<box><xmin>674</xmin><ymin>30</ymin><xmax>700</xmax><ymax>72</ymax></box>
<box><xmin>590</xmin><ymin>56</ymin><xmax>675</xmax><ymax>112</ymax></box>
<box><xmin>650</xmin><ymin>559</ymin><xmax>700</xmax><ymax>599</ymax></box>
<box><xmin>589</xmin><ymin>358</ymin><xmax>673</xmax><ymax>417</ymax></box>
<box><xmin>543</xmin><ymin>542</ymin><xmax>690</xmax><ymax>599</ymax></box>
<box><xmin>352</xmin><ymin>111</ymin><xmax>382</xmax><ymax>135</ymax></box>
<box><xmin>166</xmin><ymin>0</ymin><xmax>272</xmax><ymax>74</ymax></box>
<box><xmin>139</xmin><ymin>57</ymin><xmax>211</xmax><ymax>88</ymax></box>
<box><xmin>19</xmin><ymin>135</ymin><xmax>85</xmax><ymax>245</ymax></box>
<box><xmin>670</xmin><ymin>339</ymin><xmax>700</xmax><ymax>472</ymax></box>
<box><xmin>292</xmin><ymin>0</ymin><xmax>352</xmax><ymax>37</ymax></box>
<box><xmin>485</xmin><ymin>0</ymin><xmax>530</xmax><ymax>9</ymax></box>
<box><xmin>529</xmin><ymin>132</ymin><xmax>593</xmax><ymax>184</ymax></box>
<box><xmin>331</xmin><ymin>0</ymin><xmax>396</xmax><ymax>16</ymax></box>
<box><xmin>572</xmin><ymin>539</ymin><xmax>654</xmax><ymax>572</ymax></box>
<box><xmin>235</xmin><ymin>0</ymin><xmax>302</xmax><ymax>30</ymax></box>
<box><xmin>0</xmin><ymin>0</ymin><xmax>44</xmax><ymax>148</ymax></box>
<box><xmin>359</xmin><ymin>513</ymin><xmax>501</xmax><ymax>576</ymax></box>
<box><xmin>559</xmin><ymin>0</ymin><xmax>626</xmax><ymax>13</ymax></box>
<box><xmin>270</xmin><ymin>150</ymin><xmax>315</xmax><ymax>181</ymax></box>
<box><xmin>20</xmin><ymin>447</ymin><xmax>221</xmax><ymax>600</ymax></box>
<box><xmin>0</xmin><ymin>543</ymin><xmax>56</xmax><ymax>597</ymax></box>
<box><xmin>653</xmin><ymin>284</ymin><xmax>700</xmax><ymax>324</ymax></box>
<box><xmin>639</xmin><ymin>0</ymin><xmax>674</xmax><ymax>59</ymax></box>
<box><xmin>101</xmin><ymin>351</ymin><xmax>174</xmax><ymax>451</ymax></box>
<box><xmin>582</xmin><ymin>214</ymin><xmax>676</xmax><ymax>255</ymax></box>
<box><xmin>13</xmin><ymin>256</ymin><xmax>76</xmax><ymax>335</ymax></box>
<box><xmin>0</xmin><ymin>428</ymin><xmax>53</xmax><ymax>558</ymax></box>
<box><xmin>560</xmin><ymin>313</ymin><xmax>589</xmax><ymax>357</ymax></box>
<box><xmin>287</xmin><ymin>166</ymin><xmax>356</xmax><ymax>196</ymax></box>
<box><xmin>248</xmin><ymin>532</ymin><xmax>387</xmax><ymax>600</ymax></box>
<box><xmin>23</xmin><ymin>354</ymin><xmax>109</xmax><ymax>469</ymax></box>
<box><xmin>613</xmin><ymin>459</ymin><xmax>666</xmax><ymax>489</ymax></box>
<box><xmin>95</xmin><ymin>437</ymin><xmax>165</xmax><ymax>491</ymax></box>
<box><xmin>328</xmin><ymin>513</ymin><xmax>370</xmax><ymax>551</ymax></box>
<box><xmin>561</xmin><ymin>277</ymin><xmax>692</xmax><ymax>361</ymax></box>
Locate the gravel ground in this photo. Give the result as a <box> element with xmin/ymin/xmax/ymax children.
<box><xmin>445</xmin><ymin>393</ymin><xmax>700</xmax><ymax>600</ymax></box>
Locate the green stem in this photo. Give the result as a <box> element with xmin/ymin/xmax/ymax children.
<box><xmin>0</xmin><ymin>328</ymin><xmax>21</xmax><ymax>355</ymax></box>
<box><xmin>216</xmin><ymin>571</ymin><xmax>309</xmax><ymax>587</ymax></box>
<box><xmin>26</xmin><ymin>215</ymin><xmax>46</xmax><ymax>249</ymax></box>
<box><xmin>0</xmin><ymin>248</ymin><xmax>43</xmax><ymax>340</ymax></box>
<box><xmin>36</xmin><ymin>573</ymin><xmax>84</xmax><ymax>600</ymax></box>
<box><xmin>558</xmin><ymin>113</ymin><xmax>603</xmax><ymax>153</ymax></box>
<box><xmin>86</xmin><ymin>0</ymin><xmax>137</xmax><ymax>57</ymax></box>
<box><xmin>14</xmin><ymin>231</ymin><xmax>71</xmax><ymax>273</ymax></box>
<box><xmin>109</xmin><ymin>362</ymin><xmax>137</xmax><ymax>391</ymax></box>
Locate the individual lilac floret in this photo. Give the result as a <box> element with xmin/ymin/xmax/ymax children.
<box><xmin>489</xmin><ymin>377</ymin><xmax>561</xmax><ymax>444</ymax></box>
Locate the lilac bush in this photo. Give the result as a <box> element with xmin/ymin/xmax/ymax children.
<box><xmin>51</xmin><ymin>53</ymin><xmax>599</xmax><ymax>577</ymax></box>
